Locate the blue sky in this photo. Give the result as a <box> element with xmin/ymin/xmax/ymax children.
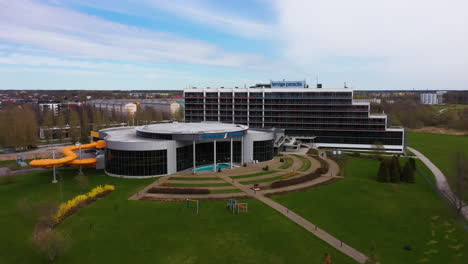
<box><xmin>0</xmin><ymin>0</ymin><xmax>467</xmax><ymax>90</ymax></box>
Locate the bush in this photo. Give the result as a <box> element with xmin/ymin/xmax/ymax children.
<box><xmin>280</xmin><ymin>158</ymin><xmax>284</xmax><ymax>162</ymax></box>
<box><xmin>32</xmin><ymin>230</ymin><xmax>69</xmax><ymax>262</ymax></box>
<box><xmin>0</xmin><ymin>167</ymin><xmax>14</xmax><ymax>185</ymax></box>
<box><xmin>262</xmin><ymin>165</ymin><xmax>269</xmax><ymax>171</ymax></box>
<box><xmin>271</xmin><ymin>167</ymin><xmax>325</xmax><ymax>189</ymax></box>
<box><xmin>243</xmin><ymin>163</ymin><xmax>247</xmax><ymax>167</ymax></box>
<box><xmin>53</xmin><ymin>185</ymin><xmax>115</xmax><ymax>224</ymax></box>
<box><xmin>147</xmin><ymin>187</ymin><xmax>209</xmax><ymax>194</ymax></box>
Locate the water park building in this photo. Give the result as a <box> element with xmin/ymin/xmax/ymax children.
<box><xmin>184</xmin><ymin>80</ymin><xmax>405</xmax><ymax>152</ymax></box>
<box><xmin>98</xmin><ymin>122</ymin><xmax>276</xmax><ymax>178</ymax></box>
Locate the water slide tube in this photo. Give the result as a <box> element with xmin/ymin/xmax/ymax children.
<box><xmin>29</xmin><ymin>140</ymin><xmax>106</xmax><ymax>169</ymax></box>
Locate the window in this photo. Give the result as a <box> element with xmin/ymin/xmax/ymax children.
<box><xmin>253</xmin><ymin>140</ymin><xmax>274</xmax><ymax>162</ymax></box>
<box><xmin>105</xmin><ymin>149</ymin><xmax>167</xmax><ymax>176</ymax></box>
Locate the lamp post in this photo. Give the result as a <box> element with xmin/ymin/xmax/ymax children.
<box><xmin>76</xmin><ymin>142</ymin><xmax>82</xmax><ymax>174</ymax></box>
<box><xmin>52</xmin><ymin>149</ymin><xmax>57</xmax><ymax>183</ymax></box>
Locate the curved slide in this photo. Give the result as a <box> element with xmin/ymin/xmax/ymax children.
<box><xmin>29</xmin><ymin>140</ymin><xmax>106</xmax><ymax>169</ymax></box>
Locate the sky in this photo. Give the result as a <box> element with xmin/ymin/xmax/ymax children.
<box><xmin>0</xmin><ymin>0</ymin><xmax>467</xmax><ymax>90</ymax></box>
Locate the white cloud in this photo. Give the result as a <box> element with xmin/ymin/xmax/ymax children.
<box><xmin>0</xmin><ymin>0</ymin><xmax>263</xmax><ymax>67</ymax></box>
<box><xmin>273</xmin><ymin>0</ymin><xmax>468</xmax><ymax>89</ymax></box>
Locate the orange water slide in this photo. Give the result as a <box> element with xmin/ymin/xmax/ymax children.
<box><xmin>29</xmin><ymin>140</ymin><xmax>106</xmax><ymax>168</ymax></box>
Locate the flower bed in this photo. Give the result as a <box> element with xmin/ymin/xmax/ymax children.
<box><xmin>53</xmin><ymin>185</ymin><xmax>115</xmax><ymax>224</ymax></box>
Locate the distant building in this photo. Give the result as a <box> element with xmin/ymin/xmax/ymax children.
<box><xmin>353</xmin><ymin>98</ymin><xmax>382</xmax><ymax>104</ymax></box>
<box><xmin>88</xmin><ymin>99</ymin><xmax>181</xmax><ymax>119</ymax></box>
<box><xmin>420</xmin><ymin>91</ymin><xmax>446</xmax><ymax>105</ymax></box>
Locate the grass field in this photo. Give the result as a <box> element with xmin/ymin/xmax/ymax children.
<box><xmin>408</xmin><ymin>131</ymin><xmax>468</xmax><ymax>200</ymax></box>
<box><xmin>291</xmin><ymin>154</ymin><xmax>311</xmax><ymax>172</ymax></box>
<box><xmin>229</xmin><ymin>170</ymin><xmax>277</xmax><ymax>179</ymax></box>
<box><xmin>278</xmin><ymin>157</ymin><xmax>293</xmax><ymax>169</ymax></box>
<box><xmin>273</xmin><ymin>156</ymin><xmax>468</xmax><ymax>264</ymax></box>
<box><xmin>0</xmin><ymin>168</ymin><xmax>355</xmax><ymax>264</ymax></box>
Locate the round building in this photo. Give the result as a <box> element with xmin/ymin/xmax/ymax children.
<box><xmin>99</xmin><ymin>122</ymin><xmax>275</xmax><ymax>178</ymax></box>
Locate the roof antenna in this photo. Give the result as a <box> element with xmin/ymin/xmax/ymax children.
<box><xmin>344</xmin><ymin>82</ymin><xmax>348</xmax><ymax>88</ymax></box>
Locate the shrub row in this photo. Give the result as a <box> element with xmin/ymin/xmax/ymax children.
<box><xmin>147</xmin><ymin>187</ymin><xmax>209</xmax><ymax>195</ymax></box>
<box><xmin>54</xmin><ymin>185</ymin><xmax>115</xmax><ymax>224</ymax></box>
<box><xmin>271</xmin><ymin>171</ymin><xmax>322</xmax><ymax>189</ymax></box>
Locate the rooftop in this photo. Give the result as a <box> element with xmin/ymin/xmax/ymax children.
<box><xmin>136</xmin><ymin>122</ymin><xmax>248</xmax><ymax>135</ymax></box>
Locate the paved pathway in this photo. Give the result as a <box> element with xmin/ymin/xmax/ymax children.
<box><xmin>408</xmin><ymin>146</ymin><xmax>468</xmax><ymax>220</ymax></box>
<box><xmin>215</xmin><ymin>156</ymin><xmax>368</xmax><ymax>264</ymax></box>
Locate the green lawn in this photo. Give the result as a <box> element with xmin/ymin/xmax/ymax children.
<box><xmin>408</xmin><ymin>131</ymin><xmax>468</xmax><ymax>201</ymax></box>
<box><xmin>278</xmin><ymin>157</ymin><xmax>293</xmax><ymax>169</ymax></box>
<box><xmin>239</xmin><ymin>175</ymin><xmax>284</xmax><ymax>185</ymax></box>
<box><xmin>0</xmin><ymin>159</ymin><xmax>32</xmax><ymax>171</ymax></box>
<box><xmin>0</xmin><ymin>168</ymin><xmax>355</xmax><ymax>264</ymax></box>
<box><xmin>229</xmin><ymin>170</ymin><xmax>277</xmax><ymax>179</ymax></box>
<box><xmin>291</xmin><ymin>154</ymin><xmax>311</xmax><ymax>172</ymax></box>
<box><xmin>273</xmin><ymin>156</ymin><xmax>468</xmax><ymax>264</ymax></box>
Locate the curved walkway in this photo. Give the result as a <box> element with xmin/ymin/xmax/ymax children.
<box><xmin>408</xmin><ymin>146</ymin><xmax>468</xmax><ymax>220</ymax></box>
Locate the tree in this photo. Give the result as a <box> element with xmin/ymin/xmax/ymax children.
<box><xmin>377</xmin><ymin>158</ymin><xmax>390</xmax><ymax>182</ymax></box>
<box><xmin>323</xmin><ymin>253</ymin><xmax>332</xmax><ymax>264</ymax></box>
<box><xmin>42</xmin><ymin>109</ymin><xmax>55</xmax><ymax>143</ymax></box>
<box><xmin>68</xmin><ymin>109</ymin><xmax>80</xmax><ymax>143</ymax></box>
<box><xmin>452</xmin><ymin>152</ymin><xmax>468</xmax><ymax>216</ymax></box>
<box><xmin>154</xmin><ymin>109</ymin><xmax>163</xmax><ymax>122</ymax></box>
<box><xmin>401</xmin><ymin>158</ymin><xmax>415</xmax><ymax>183</ymax></box>
<box><xmin>56</xmin><ymin>112</ymin><xmax>66</xmax><ymax>143</ymax></box>
<box><xmin>174</xmin><ymin>104</ymin><xmax>184</xmax><ymax>122</ymax></box>
<box><xmin>389</xmin><ymin>155</ymin><xmax>401</xmax><ymax>183</ymax></box>
<box><xmin>92</xmin><ymin>108</ymin><xmax>103</xmax><ymax>131</ymax></box>
<box><xmin>80</xmin><ymin>108</ymin><xmax>90</xmax><ymax>143</ymax></box>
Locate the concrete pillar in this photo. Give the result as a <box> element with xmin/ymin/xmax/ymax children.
<box><xmin>192</xmin><ymin>140</ymin><xmax>196</xmax><ymax>174</ymax></box>
<box><xmin>230</xmin><ymin>137</ymin><xmax>233</xmax><ymax>168</ymax></box>
<box><xmin>241</xmin><ymin>135</ymin><xmax>244</xmax><ymax>165</ymax></box>
<box><xmin>213</xmin><ymin>140</ymin><xmax>217</xmax><ymax>172</ymax></box>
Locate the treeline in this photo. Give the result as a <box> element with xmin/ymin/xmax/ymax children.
<box><xmin>0</xmin><ymin>104</ymin><xmax>39</xmax><ymax>149</ymax></box>
<box><xmin>1</xmin><ymin>102</ymin><xmax>184</xmax><ymax>148</ymax></box>
<box><xmin>372</xmin><ymin>100</ymin><xmax>468</xmax><ymax>130</ymax></box>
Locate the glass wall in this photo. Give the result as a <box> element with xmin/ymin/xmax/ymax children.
<box><xmin>105</xmin><ymin>149</ymin><xmax>167</xmax><ymax>176</ymax></box>
<box><xmin>176</xmin><ymin>145</ymin><xmax>193</xmax><ymax>171</ymax></box>
<box><xmin>176</xmin><ymin>141</ymin><xmax>242</xmax><ymax>171</ymax></box>
<box><xmin>253</xmin><ymin>139</ymin><xmax>274</xmax><ymax>162</ymax></box>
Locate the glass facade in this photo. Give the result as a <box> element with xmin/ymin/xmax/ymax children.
<box><xmin>184</xmin><ymin>89</ymin><xmax>404</xmax><ymax>147</ymax></box>
<box><xmin>176</xmin><ymin>141</ymin><xmax>243</xmax><ymax>171</ymax></box>
<box><xmin>253</xmin><ymin>140</ymin><xmax>274</xmax><ymax>162</ymax></box>
<box><xmin>105</xmin><ymin>149</ymin><xmax>167</xmax><ymax>176</ymax></box>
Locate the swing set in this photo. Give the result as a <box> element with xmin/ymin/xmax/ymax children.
<box><xmin>184</xmin><ymin>199</ymin><xmax>200</xmax><ymax>214</ymax></box>
<box><xmin>227</xmin><ymin>199</ymin><xmax>248</xmax><ymax>214</ymax></box>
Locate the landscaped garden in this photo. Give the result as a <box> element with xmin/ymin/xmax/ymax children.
<box><xmin>273</xmin><ymin>156</ymin><xmax>468</xmax><ymax>264</ymax></box>
<box><xmin>0</xmin><ymin>168</ymin><xmax>355</xmax><ymax>263</ymax></box>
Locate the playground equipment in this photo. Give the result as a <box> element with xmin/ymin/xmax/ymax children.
<box><xmin>29</xmin><ymin>140</ymin><xmax>106</xmax><ymax>169</ymax></box>
<box><xmin>227</xmin><ymin>199</ymin><xmax>248</xmax><ymax>214</ymax></box>
<box><xmin>184</xmin><ymin>199</ymin><xmax>200</xmax><ymax>214</ymax></box>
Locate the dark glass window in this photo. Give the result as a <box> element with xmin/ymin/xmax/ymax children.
<box><xmin>177</xmin><ymin>145</ymin><xmax>193</xmax><ymax>171</ymax></box>
<box><xmin>105</xmin><ymin>149</ymin><xmax>167</xmax><ymax>176</ymax></box>
<box><xmin>253</xmin><ymin>140</ymin><xmax>274</xmax><ymax>162</ymax></box>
